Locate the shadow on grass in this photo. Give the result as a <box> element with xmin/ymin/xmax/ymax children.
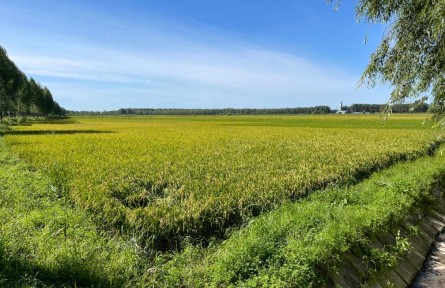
<box><xmin>29</xmin><ymin>117</ymin><xmax>77</xmax><ymax>125</ymax></box>
<box><xmin>0</xmin><ymin>242</ymin><xmax>114</xmax><ymax>287</ymax></box>
<box><xmin>7</xmin><ymin>130</ymin><xmax>113</xmax><ymax>136</ymax></box>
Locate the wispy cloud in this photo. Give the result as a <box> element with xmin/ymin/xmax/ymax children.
<box><xmin>1</xmin><ymin>1</ymin><xmax>390</xmax><ymax>110</ymax></box>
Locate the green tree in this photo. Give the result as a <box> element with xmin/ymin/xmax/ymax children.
<box><xmin>0</xmin><ymin>45</ymin><xmax>64</xmax><ymax>118</ymax></box>
<box><xmin>29</xmin><ymin>78</ymin><xmax>44</xmax><ymax>115</ymax></box>
<box><xmin>0</xmin><ymin>46</ymin><xmax>23</xmax><ymax>119</ymax></box>
<box><xmin>17</xmin><ymin>74</ymin><xmax>32</xmax><ymax>115</ymax></box>
<box><xmin>328</xmin><ymin>1</ymin><xmax>445</xmax><ymax>121</ymax></box>
<box><xmin>40</xmin><ymin>87</ymin><xmax>55</xmax><ymax>115</ymax></box>
<box><xmin>343</xmin><ymin>0</ymin><xmax>445</xmax><ymax>122</ymax></box>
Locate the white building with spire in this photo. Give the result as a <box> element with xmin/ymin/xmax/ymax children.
<box><xmin>336</xmin><ymin>101</ymin><xmax>349</xmax><ymax>114</ymax></box>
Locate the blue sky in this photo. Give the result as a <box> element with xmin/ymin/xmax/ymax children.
<box><xmin>0</xmin><ymin>0</ymin><xmax>390</xmax><ymax>111</ymax></box>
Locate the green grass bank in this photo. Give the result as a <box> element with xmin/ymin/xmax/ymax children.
<box><xmin>0</xmin><ymin>139</ymin><xmax>143</xmax><ymax>287</ymax></box>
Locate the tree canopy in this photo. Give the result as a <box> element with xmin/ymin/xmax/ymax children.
<box><xmin>0</xmin><ymin>45</ymin><xmax>65</xmax><ymax>119</ymax></box>
<box><xmin>346</xmin><ymin>0</ymin><xmax>445</xmax><ymax>122</ymax></box>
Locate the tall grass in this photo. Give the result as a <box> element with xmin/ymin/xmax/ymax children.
<box><xmin>0</xmin><ymin>140</ymin><xmax>142</xmax><ymax>287</ymax></box>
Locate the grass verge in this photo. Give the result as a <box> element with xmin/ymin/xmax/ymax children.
<box><xmin>0</xmin><ymin>139</ymin><xmax>142</xmax><ymax>287</ymax></box>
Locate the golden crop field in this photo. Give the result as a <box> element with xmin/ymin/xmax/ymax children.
<box><xmin>4</xmin><ymin>114</ymin><xmax>441</xmax><ymax>250</ymax></box>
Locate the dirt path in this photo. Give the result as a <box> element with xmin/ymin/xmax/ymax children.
<box><xmin>411</xmin><ymin>232</ymin><xmax>445</xmax><ymax>287</ymax></box>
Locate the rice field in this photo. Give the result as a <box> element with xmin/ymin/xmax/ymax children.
<box><xmin>4</xmin><ymin>114</ymin><xmax>441</xmax><ymax>251</ymax></box>
<box><xmin>149</xmin><ymin>148</ymin><xmax>445</xmax><ymax>287</ymax></box>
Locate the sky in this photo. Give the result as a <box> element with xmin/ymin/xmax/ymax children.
<box><xmin>0</xmin><ymin>0</ymin><xmax>391</xmax><ymax>111</ymax></box>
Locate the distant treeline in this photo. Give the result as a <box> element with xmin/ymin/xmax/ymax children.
<box><xmin>69</xmin><ymin>103</ymin><xmax>430</xmax><ymax>116</ymax></box>
<box><xmin>348</xmin><ymin>103</ymin><xmax>429</xmax><ymax>113</ymax></box>
<box><xmin>0</xmin><ymin>46</ymin><xmax>65</xmax><ymax>119</ymax></box>
<box><xmin>69</xmin><ymin>106</ymin><xmax>332</xmax><ymax>116</ymax></box>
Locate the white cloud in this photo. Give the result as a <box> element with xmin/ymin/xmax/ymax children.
<box><xmin>3</xmin><ymin>4</ymin><xmax>390</xmax><ymax>110</ymax></box>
